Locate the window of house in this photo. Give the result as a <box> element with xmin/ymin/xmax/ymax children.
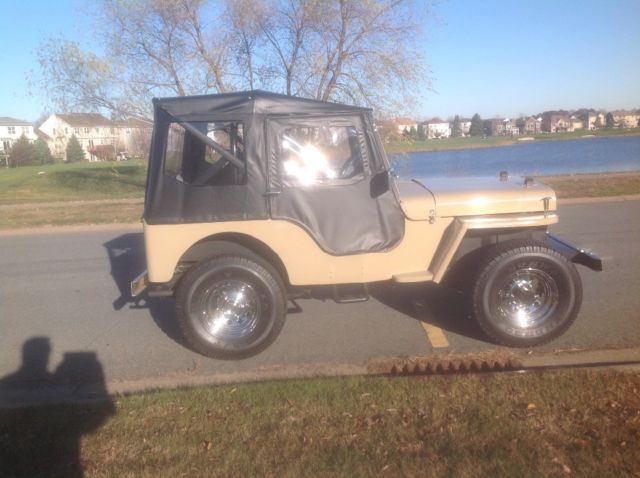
<box><xmin>84</xmin><ymin>127</ymin><xmax>90</xmax><ymax>133</ymax></box>
<box><xmin>110</xmin><ymin>128</ymin><xmax>115</xmax><ymax>134</ymax></box>
<box><xmin>8</xmin><ymin>126</ymin><xmax>15</xmax><ymax>135</ymax></box>
<box><xmin>278</xmin><ymin>124</ymin><xmax>364</xmax><ymax>186</ymax></box>
<box><xmin>74</xmin><ymin>128</ymin><xmax>80</xmax><ymax>134</ymax></box>
<box><xmin>65</xmin><ymin>127</ymin><xmax>68</xmax><ymax>134</ymax></box>
<box><xmin>95</xmin><ymin>127</ymin><xmax>100</xmax><ymax>133</ymax></box>
<box><xmin>164</xmin><ymin>121</ymin><xmax>245</xmax><ymax>187</ymax></box>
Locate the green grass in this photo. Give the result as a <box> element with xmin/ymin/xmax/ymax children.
<box><xmin>540</xmin><ymin>172</ymin><xmax>640</xmax><ymax>199</ymax></box>
<box><xmin>385</xmin><ymin>136</ymin><xmax>514</xmax><ymax>154</ymax></box>
<box><xmin>1</xmin><ymin>370</ymin><xmax>639</xmax><ymax>477</ymax></box>
<box><xmin>385</xmin><ymin>127</ymin><xmax>640</xmax><ymax>154</ymax></box>
<box><xmin>0</xmin><ymin>160</ymin><xmax>147</xmax><ymax>205</ymax></box>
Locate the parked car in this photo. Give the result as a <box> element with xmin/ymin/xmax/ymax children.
<box><xmin>132</xmin><ymin>91</ymin><xmax>601</xmax><ymax>359</ymax></box>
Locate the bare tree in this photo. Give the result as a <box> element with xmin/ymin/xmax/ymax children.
<box><xmin>37</xmin><ymin>0</ymin><xmax>434</xmax><ymax>118</ymax></box>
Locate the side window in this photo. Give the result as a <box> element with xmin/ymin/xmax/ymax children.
<box><xmin>164</xmin><ymin>121</ymin><xmax>245</xmax><ymax>186</ymax></box>
<box><xmin>279</xmin><ymin>124</ymin><xmax>364</xmax><ymax>186</ymax></box>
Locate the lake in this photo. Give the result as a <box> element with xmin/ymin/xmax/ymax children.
<box><xmin>390</xmin><ymin>135</ymin><xmax>640</xmax><ymax>178</ymax></box>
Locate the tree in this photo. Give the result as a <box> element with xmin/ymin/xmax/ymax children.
<box><xmin>605</xmin><ymin>112</ymin><xmax>615</xmax><ymax>128</ymax></box>
<box><xmin>37</xmin><ymin>0</ymin><xmax>435</xmax><ymax>118</ymax></box>
<box><xmin>33</xmin><ymin>138</ymin><xmax>54</xmax><ymax>165</ymax></box>
<box><xmin>469</xmin><ymin>113</ymin><xmax>483</xmax><ymax>136</ymax></box>
<box><xmin>8</xmin><ymin>135</ymin><xmax>35</xmax><ymax>168</ymax></box>
<box><xmin>594</xmin><ymin>115</ymin><xmax>603</xmax><ymax>129</ymax></box>
<box><xmin>417</xmin><ymin>124</ymin><xmax>426</xmax><ymax>141</ymax></box>
<box><xmin>66</xmin><ymin>135</ymin><xmax>85</xmax><ymax>162</ymax></box>
<box><xmin>451</xmin><ymin>115</ymin><xmax>462</xmax><ymax>137</ymax></box>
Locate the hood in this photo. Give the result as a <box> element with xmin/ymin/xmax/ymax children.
<box><xmin>396</xmin><ymin>175</ymin><xmax>556</xmax><ymax>219</ymax></box>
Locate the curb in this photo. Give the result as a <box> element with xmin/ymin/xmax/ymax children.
<box><xmin>2</xmin><ymin>347</ymin><xmax>639</xmax><ymax>408</ymax></box>
<box><xmin>0</xmin><ymin>222</ymin><xmax>142</xmax><ymax>237</ymax></box>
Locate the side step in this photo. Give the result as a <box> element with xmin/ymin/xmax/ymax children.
<box><xmin>332</xmin><ymin>284</ymin><xmax>369</xmax><ymax>304</ymax></box>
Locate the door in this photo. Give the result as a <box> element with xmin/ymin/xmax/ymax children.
<box><xmin>267</xmin><ymin>115</ymin><xmax>404</xmax><ymax>255</ymax></box>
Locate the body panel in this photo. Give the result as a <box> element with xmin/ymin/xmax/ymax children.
<box><xmin>411</xmin><ymin>176</ymin><xmax>557</xmax><ymax>217</ymax></box>
<box><xmin>145</xmin><ymin>218</ymin><xmax>451</xmax><ymax>285</ymax></box>
<box><xmin>145</xmin><ymin>210</ymin><xmax>558</xmax><ymax>286</ymax></box>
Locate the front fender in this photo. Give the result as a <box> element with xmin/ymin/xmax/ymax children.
<box><xmin>545</xmin><ymin>233</ymin><xmax>602</xmax><ymax>271</ymax></box>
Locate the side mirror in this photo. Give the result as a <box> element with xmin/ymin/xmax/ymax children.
<box><xmin>370</xmin><ymin>171</ymin><xmax>390</xmax><ymax>198</ymax></box>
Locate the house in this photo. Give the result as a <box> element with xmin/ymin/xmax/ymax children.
<box><xmin>0</xmin><ymin>117</ymin><xmax>38</xmax><ymax>154</ymax></box>
<box><xmin>612</xmin><ymin>110</ymin><xmax>640</xmax><ymax>128</ymax></box>
<box><xmin>569</xmin><ymin>115</ymin><xmax>584</xmax><ymax>131</ymax></box>
<box><xmin>394</xmin><ymin>118</ymin><xmax>418</xmax><ymax>135</ymax></box>
<box><xmin>542</xmin><ymin>113</ymin><xmax>571</xmax><ymax>133</ymax></box>
<box><xmin>38</xmin><ymin>113</ymin><xmax>152</xmax><ymax>161</ymax></box>
<box><xmin>116</xmin><ymin>118</ymin><xmax>153</xmax><ymax>158</ymax></box>
<box><xmin>459</xmin><ymin>118</ymin><xmax>472</xmax><ymax>136</ymax></box>
<box><xmin>522</xmin><ymin>117</ymin><xmax>542</xmax><ymax>134</ymax></box>
<box><xmin>425</xmin><ymin>118</ymin><xmax>450</xmax><ymax>139</ymax></box>
<box><xmin>584</xmin><ymin>111</ymin><xmax>606</xmax><ymax>130</ymax></box>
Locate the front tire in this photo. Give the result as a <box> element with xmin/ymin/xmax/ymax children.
<box><xmin>472</xmin><ymin>239</ymin><xmax>582</xmax><ymax>347</ymax></box>
<box><xmin>175</xmin><ymin>249</ymin><xmax>286</xmax><ymax>359</ymax></box>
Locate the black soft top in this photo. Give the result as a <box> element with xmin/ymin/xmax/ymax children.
<box><xmin>153</xmin><ymin>90</ymin><xmax>371</xmax><ymax>121</ymax></box>
<box><xmin>144</xmin><ymin>91</ymin><xmax>403</xmax><ymax>256</ymax></box>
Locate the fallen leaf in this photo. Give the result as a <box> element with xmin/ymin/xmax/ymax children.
<box><xmin>527</xmin><ymin>403</ymin><xmax>537</xmax><ymax>410</ymax></box>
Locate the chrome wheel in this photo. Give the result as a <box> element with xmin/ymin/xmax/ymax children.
<box><xmin>196</xmin><ymin>279</ymin><xmax>262</xmax><ymax>343</ymax></box>
<box><xmin>493</xmin><ymin>268</ymin><xmax>559</xmax><ymax>337</ymax></box>
<box><xmin>175</xmin><ymin>248</ymin><xmax>286</xmax><ymax>359</ymax></box>
<box><xmin>472</xmin><ymin>239</ymin><xmax>582</xmax><ymax>347</ymax></box>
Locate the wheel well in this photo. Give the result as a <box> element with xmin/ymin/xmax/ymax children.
<box><xmin>177</xmin><ymin>233</ymin><xmax>290</xmax><ymax>286</ymax></box>
<box><xmin>440</xmin><ymin>227</ymin><xmax>549</xmax><ymax>291</ymax></box>
<box><xmin>455</xmin><ymin>227</ymin><xmax>548</xmax><ymax>262</ymax></box>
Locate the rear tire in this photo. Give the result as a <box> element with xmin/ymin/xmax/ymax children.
<box><xmin>175</xmin><ymin>245</ymin><xmax>286</xmax><ymax>359</ymax></box>
<box><xmin>472</xmin><ymin>239</ymin><xmax>582</xmax><ymax>347</ymax></box>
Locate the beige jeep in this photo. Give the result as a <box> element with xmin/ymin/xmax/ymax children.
<box><xmin>131</xmin><ymin>91</ymin><xmax>601</xmax><ymax>359</ymax></box>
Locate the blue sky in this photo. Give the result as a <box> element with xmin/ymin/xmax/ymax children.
<box><xmin>1</xmin><ymin>0</ymin><xmax>639</xmax><ymax>121</ymax></box>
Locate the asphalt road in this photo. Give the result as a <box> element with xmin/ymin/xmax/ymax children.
<box><xmin>1</xmin><ymin>199</ymin><xmax>639</xmax><ymax>400</ymax></box>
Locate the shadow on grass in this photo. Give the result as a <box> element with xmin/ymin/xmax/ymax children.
<box><xmin>0</xmin><ymin>337</ymin><xmax>114</xmax><ymax>478</ymax></box>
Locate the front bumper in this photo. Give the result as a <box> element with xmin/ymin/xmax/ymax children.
<box><xmin>545</xmin><ymin>233</ymin><xmax>603</xmax><ymax>271</ymax></box>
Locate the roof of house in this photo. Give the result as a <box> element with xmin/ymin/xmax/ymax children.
<box><xmin>56</xmin><ymin>113</ymin><xmax>113</xmax><ymax>127</ymax></box>
<box><xmin>0</xmin><ymin>116</ymin><xmax>32</xmax><ymax>127</ymax></box>
<box><xmin>426</xmin><ymin>117</ymin><xmax>448</xmax><ymax>125</ymax></box>
<box><xmin>115</xmin><ymin>118</ymin><xmax>153</xmax><ymax>128</ymax></box>
<box><xmin>395</xmin><ymin>117</ymin><xmax>417</xmax><ymax>125</ymax></box>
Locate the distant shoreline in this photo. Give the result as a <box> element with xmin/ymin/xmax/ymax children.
<box><xmin>384</xmin><ymin>128</ymin><xmax>640</xmax><ymax>155</ymax></box>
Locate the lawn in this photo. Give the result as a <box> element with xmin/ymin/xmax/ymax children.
<box><xmin>385</xmin><ymin>127</ymin><xmax>640</xmax><ymax>154</ymax></box>
<box><xmin>1</xmin><ymin>370</ymin><xmax>639</xmax><ymax>477</ymax></box>
<box><xmin>0</xmin><ymin>160</ymin><xmax>147</xmax><ymax>205</ymax></box>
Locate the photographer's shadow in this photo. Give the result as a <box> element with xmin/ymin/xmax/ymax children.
<box><xmin>103</xmin><ymin>233</ymin><xmax>188</xmax><ymax>348</ymax></box>
<box><xmin>0</xmin><ymin>337</ymin><xmax>114</xmax><ymax>478</ymax></box>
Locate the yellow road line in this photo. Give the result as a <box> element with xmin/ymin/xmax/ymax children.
<box><xmin>412</xmin><ymin>299</ymin><xmax>450</xmax><ymax>349</ymax></box>
<box><xmin>421</xmin><ymin>322</ymin><xmax>450</xmax><ymax>348</ymax></box>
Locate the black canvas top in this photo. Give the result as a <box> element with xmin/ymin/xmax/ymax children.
<box><xmin>153</xmin><ymin>90</ymin><xmax>372</xmax><ymax>122</ymax></box>
<box><xmin>144</xmin><ymin>90</ymin><xmax>404</xmax><ymax>255</ymax></box>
